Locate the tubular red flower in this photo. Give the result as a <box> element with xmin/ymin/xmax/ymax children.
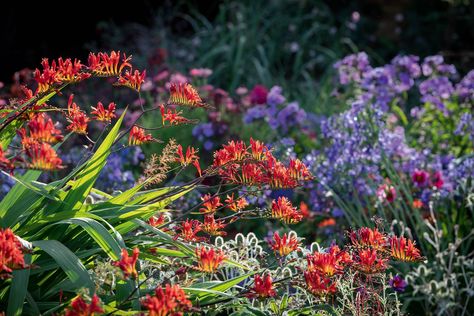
<box><xmin>304</xmin><ymin>270</ymin><xmax>337</xmax><ymax>297</ymax></box>
<box><xmin>225</xmin><ymin>193</ymin><xmax>248</xmax><ymax>212</ymax></box>
<box><xmin>199</xmin><ymin>194</ymin><xmax>223</xmax><ymax>214</ymax></box>
<box><xmin>168</xmin><ymin>83</ymin><xmax>206</xmax><ymax>108</ymax></box>
<box><xmin>270</xmin><ymin>197</ymin><xmax>303</xmax><ymax>224</ymax></box>
<box><xmin>88</xmin><ymin>51</ymin><xmax>132</xmax><ymax>77</ymax></box>
<box><xmin>247</xmin><ymin>274</ymin><xmax>276</xmax><ymax>299</ymax></box>
<box><xmin>113</xmin><ymin>248</ymin><xmax>139</xmax><ymax>279</ymax></box>
<box><xmin>249</xmin><ymin>137</ymin><xmax>267</xmax><ymax>161</ymax></box>
<box><xmin>194</xmin><ymin>246</ymin><xmax>226</xmax><ymax>273</ymax></box>
<box><xmin>18</xmin><ymin>113</ymin><xmax>63</xmax><ymax>148</ymax></box>
<box><xmin>55</xmin><ymin>58</ymin><xmax>90</xmax><ymax>84</ymax></box>
<box><xmin>176</xmin><ymin>145</ymin><xmax>199</xmax><ymax>166</ymax></box>
<box><xmin>142</xmin><ymin>284</ymin><xmax>192</xmax><ymax>316</ymax></box>
<box><xmin>160</xmin><ymin>104</ymin><xmax>192</xmax><ymax>126</ymax></box>
<box><xmin>116</xmin><ymin>69</ymin><xmax>146</xmax><ymax>92</ymax></box>
<box><xmin>0</xmin><ymin>228</ymin><xmax>26</xmax><ymax>279</ymax></box>
<box><xmin>175</xmin><ymin>219</ymin><xmax>204</xmax><ymax>242</ymax></box>
<box><xmin>202</xmin><ymin>215</ymin><xmax>227</xmax><ymax>236</ymax></box>
<box><xmin>148</xmin><ymin>214</ymin><xmax>166</xmax><ymax>227</ymax></box>
<box><xmin>67</xmin><ymin>95</ymin><xmax>89</xmax><ymax>134</ymax></box>
<box><xmin>306</xmin><ymin>245</ymin><xmax>351</xmax><ymax>277</ymax></box>
<box><xmin>91</xmin><ymin>102</ymin><xmax>116</xmax><ymax>122</ymax></box>
<box><xmin>65</xmin><ymin>294</ymin><xmax>104</xmax><ymax>316</ymax></box>
<box><xmin>390</xmin><ymin>236</ymin><xmax>423</xmax><ymax>262</ymax></box>
<box><xmin>268</xmin><ymin>232</ymin><xmax>300</xmax><ymax>257</ymax></box>
<box><xmin>288</xmin><ymin>158</ymin><xmax>313</xmax><ymax>181</ymax></box>
<box><xmin>26</xmin><ymin>142</ymin><xmax>63</xmax><ymax>171</ymax></box>
<box><xmin>0</xmin><ymin>148</ymin><xmax>13</xmax><ymax>172</ymax></box>
<box><xmin>349</xmin><ymin>227</ymin><xmax>388</xmax><ymax>251</ymax></box>
<box><xmin>353</xmin><ymin>248</ymin><xmax>388</xmax><ymax>274</ymax></box>
<box><xmin>129</xmin><ymin>126</ymin><xmax>153</xmax><ymax>146</ymax></box>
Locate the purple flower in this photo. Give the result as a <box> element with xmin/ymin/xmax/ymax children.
<box><xmin>389</xmin><ymin>275</ymin><xmax>407</xmax><ymax>292</ymax></box>
<box><xmin>419</xmin><ymin>76</ymin><xmax>454</xmax><ymax>111</ymax></box>
<box><xmin>456</xmin><ymin>70</ymin><xmax>474</xmax><ymax>102</ymax></box>
<box><xmin>422</xmin><ymin>55</ymin><xmax>457</xmax><ymax>78</ymax></box>
<box><xmin>334</xmin><ymin>52</ymin><xmax>372</xmax><ymax>85</ymax></box>
<box><xmin>267</xmin><ymin>86</ymin><xmax>286</xmax><ymax>107</ymax></box>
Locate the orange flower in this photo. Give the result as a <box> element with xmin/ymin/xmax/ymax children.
<box><xmin>268</xmin><ymin>232</ymin><xmax>300</xmax><ymax>256</ymax></box>
<box><xmin>65</xmin><ymin>294</ymin><xmax>103</xmax><ymax>316</ymax></box>
<box><xmin>249</xmin><ymin>137</ymin><xmax>267</xmax><ymax>161</ymax></box>
<box><xmin>247</xmin><ymin>274</ymin><xmax>276</xmax><ymax>299</ymax></box>
<box><xmin>26</xmin><ymin>143</ymin><xmax>63</xmax><ymax>171</ymax></box>
<box><xmin>353</xmin><ymin>249</ymin><xmax>388</xmax><ymax>274</ymax></box>
<box><xmin>168</xmin><ymin>83</ymin><xmax>206</xmax><ymax>108</ymax></box>
<box><xmin>349</xmin><ymin>227</ymin><xmax>387</xmax><ymax>251</ymax></box>
<box><xmin>142</xmin><ymin>284</ymin><xmax>192</xmax><ymax>316</ymax></box>
<box><xmin>91</xmin><ymin>102</ymin><xmax>116</xmax><ymax>122</ymax></box>
<box><xmin>202</xmin><ymin>215</ymin><xmax>227</xmax><ymax>236</ymax></box>
<box><xmin>270</xmin><ymin>197</ymin><xmax>303</xmax><ymax>224</ymax></box>
<box><xmin>299</xmin><ymin>201</ymin><xmax>311</xmax><ymax>218</ymax></box>
<box><xmin>306</xmin><ymin>245</ymin><xmax>352</xmax><ymax>277</ymax></box>
<box><xmin>113</xmin><ymin>248</ymin><xmax>139</xmax><ymax>279</ymax></box>
<box><xmin>304</xmin><ymin>270</ymin><xmax>336</xmax><ymax>297</ymax></box>
<box><xmin>18</xmin><ymin>113</ymin><xmax>63</xmax><ymax>148</ymax></box>
<box><xmin>390</xmin><ymin>236</ymin><xmax>423</xmax><ymax>262</ymax></box>
<box><xmin>412</xmin><ymin>199</ymin><xmax>423</xmax><ymax>209</ymax></box>
<box><xmin>116</xmin><ymin>69</ymin><xmax>146</xmax><ymax>92</ymax></box>
<box><xmin>87</xmin><ymin>51</ymin><xmax>132</xmax><ymax>77</ymax></box>
<box><xmin>318</xmin><ymin>218</ymin><xmax>336</xmax><ymax>228</ymax></box>
<box><xmin>199</xmin><ymin>194</ymin><xmax>223</xmax><ymax>214</ymax></box>
<box><xmin>55</xmin><ymin>58</ymin><xmax>90</xmax><ymax>84</ymax></box>
<box><xmin>176</xmin><ymin>145</ymin><xmax>199</xmax><ymax>166</ymax></box>
<box><xmin>175</xmin><ymin>219</ymin><xmax>204</xmax><ymax>242</ymax></box>
<box><xmin>0</xmin><ymin>228</ymin><xmax>26</xmax><ymax>279</ymax></box>
<box><xmin>33</xmin><ymin>58</ymin><xmax>61</xmax><ymax>94</ymax></box>
<box><xmin>128</xmin><ymin>126</ymin><xmax>153</xmax><ymax>146</ymax></box>
<box><xmin>194</xmin><ymin>246</ymin><xmax>226</xmax><ymax>273</ymax></box>
<box><xmin>160</xmin><ymin>104</ymin><xmax>192</xmax><ymax>126</ymax></box>
<box><xmin>225</xmin><ymin>193</ymin><xmax>248</xmax><ymax>212</ymax></box>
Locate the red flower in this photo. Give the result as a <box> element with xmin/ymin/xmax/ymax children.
<box><xmin>176</xmin><ymin>145</ymin><xmax>199</xmax><ymax>166</ymax></box>
<box><xmin>33</xmin><ymin>58</ymin><xmax>90</xmax><ymax>94</ymax></box>
<box><xmin>299</xmin><ymin>202</ymin><xmax>311</xmax><ymax>218</ymax></box>
<box><xmin>412</xmin><ymin>169</ymin><xmax>429</xmax><ymax>187</ymax></box>
<box><xmin>431</xmin><ymin>171</ymin><xmax>444</xmax><ymax>189</ymax></box>
<box><xmin>349</xmin><ymin>227</ymin><xmax>388</xmax><ymax>251</ymax></box>
<box><xmin>65</xmin><ymin>294</ymin><xmax>104</xmax><ymax>316</ymax></box>
<box><xmin>88</xmin><ymin>51</ymin><xmax>132</xmax><ymax>77</ymax></box>
<box><xmin>250</xmin><ymin>85</ymin><xmax>268</xmax><ymax>104</ymax></box>
<box><xmin>91</xmin><ymin>102</ymin><xmax>116</xmax><ymax>122</ymax></box>
<box><xmin>268</xmin><ymin>232</ymin><xmax>300</xmax><ymax>256</ymax></box>
<box><xmin>412</xmin><ymin>199</ymin><xmax>423</xmax><ymax>209</ymax></box>
<box><xmin>306</xmin><ymin>246</ymin><xmax>351</xmax><ymax>277</ymax></box>
<box><xmin>288</xmin><ymin>159</ymin><xmax>313</xmax><ymax>181</ymax></box>
<box><xmin>304</xmin><ymin>270</ymin><xmax>337</xmax><ymax>297</ymax></box>
<box><xmin>113</xmin><ymin>248</ymin><xmax>139</xmax><ymax>279</ymax></box>
<box><xmin>142</xmin><ymin>284</ymin><xmax>192</xmax><ymax>316</ymax></box>
<box><xmin>55</xmin><ymin>58</ymin><xmax>90</xmax><ymax>84</ymax></box>
<box><xmin>213</xmin><ymin>140</ymin><xmax>248</xmax><ymax>167</ymax></box>
<box><xmin>199</xmin><ymin>194</ymin><xmax>223</xmax><ymax>214</ymax></box>
<box><xmin>160</xmin><ymin>104</ymin><xmax>192</xmax><ymax>126</ymax></box>
<box><xmin>249</xmin><ymin>138</ymin><xmax>267</xmax><ymax>161</ymax></box>
<box><xmin>148</xmin><ymin>214</ymin><xmax>166</xmax><ymax>227</ymax></box>
<box><xmin>202</xmin><ymin>215</ymin><xmax>227</xmax><ymax>236</ymax></box>
<box><xmin>194</xmin><ymin>246</ymin><xmax>226</xmax><ymax>273</ymax></box>
<box><xmin>270</xmin><ymin>197</ymin><xmax>303</xmax><ymax>224</ymax></box>
<box><xmin>225</xmin><ymin>193</ymin><xmax>248</xmax><ymax>212</ymax></box>
<box><xmin>129</xmin><ymin>126</ymin><xmax>153</xmax><ymax>146</ymax></box>
<box><xmin>247</xmin><ymin>274</ymin><xmax>276</xmax><ymax>299</ymax></box>
<box><xmin>26</xmin><ymin>142</ymin><xmax>63</xmax><ymax>170</ymax></box>
<box><xmin>168</xmin><ymin>83</ymin><xmax>206</xmax><ymax>108</ymax></box>
<box><xmin>18</xmin><ymin>113</ymin><xmax>63</xmax><ymax>147</ymax></box>
<box><xmin>33</xmin><ymin>58</ymin><xmax>61</xmax><ymax>94</ymax></box>
<box><xmin>0</xmin><ymin>228</ymin><xmax>26</xmax><ymax>279</ymax></box>
<box><xmin>353</xmin><ymin>249</ymin><xmax>388</xmax><ymax>274</ymax></box>
<box><xmin>116</xmin><ymin>69</ymin><xmax>146</xmax><ymax>92</ymax></box>
<box><xmin>175</xmin><ymin>219</ymin><xmax>204</xmax><ymax>242</ymax></box>
<box><xmin>390</xmin><ymin>236</ymin><xmax>423</xmax><ymax>262</ymax></box>
<box><xmin>0</xmin><ymin>148</ymin><xmax>13</xmax><ymax>172</ymax></box>
<box><xmin>67</xmin><ymin>95</ymin><xmax>89</xmax><ymax>134</ymax></box>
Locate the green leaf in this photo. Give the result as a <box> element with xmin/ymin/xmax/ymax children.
<box><xmin>7</xmin><ymin>255</ymin><xmax>31</xmax><ymax>316</ymax></box>
<box><xmin>62</xmin><ymin>109</ymin><xmax>126</xmax><ymax>211</ymax></box>
<box><xmin>32</xmin><ymin>240</ymin><xmax>94</xmax><ymax>292</ymax></box>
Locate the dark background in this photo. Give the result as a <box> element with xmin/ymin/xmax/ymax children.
<box><xmin>1</xmin><ymin>0</ymin><xmax>473</xmax><ymax>82</ymax></box>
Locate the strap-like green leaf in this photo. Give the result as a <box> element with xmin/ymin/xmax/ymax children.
<box><xmin>7</xmin><ymin>255</ymin><xmax>31</xmax><ymax>316</ymax></box>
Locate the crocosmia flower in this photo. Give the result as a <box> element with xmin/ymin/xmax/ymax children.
<box><xmin>113</xmin><ymin>247</ymin><xmax>139</xmax><ymax>279</ymax></box>
<box><xmin>270</xmin><ymin>197</ymin><xmax>303</xmax><ymax>224</ymax></box>
<box><xmin>0</xmin><ymin>228</ymin><xmax>27</xmax><ymax>279</ymax></box>
<box><xmin>246</xmin><ymin>274</ymin><xmax>276</xmax><ymax>299</ymax></box>
<box><xmin>168</xmin><ymin>83</ymin><xmax>207</xmax><ymax>108</ymax></box>
<box><xmin>194</xmin><ymin>246</ymin><xmax>226</xmax><ymax>273</ymax></box>
<box><xmin>129</xmin><ymin>126</ymin><xmax>153</xmax><ymax>146</ymax></box>
<box><xmin>390</xmin><ymin>236</ymin><xmax>423</xmax><ymax>262</ymax></box>
<box><xmin>65</xmin><ymin>294</ymin><xmax>104</xmax><ymax>316</ymax></box>
<box><xmin>142</xmin><ymin>284</ymin><xmax>192</xmax><ymax>316</ymax></box>
<box><xmin>268</xmin><ymin>231</ymin><xmax>300</xmax><ymax>257</ymax></box>
<box><xmin>91</xmin><ymin>101</ymin><xmax>116</xmax><ymax>122</ymax></box>
<box><xmin>26</xmin><ymin>142</ymin><xmax>64</xmax><ymax>171</ymax></box>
